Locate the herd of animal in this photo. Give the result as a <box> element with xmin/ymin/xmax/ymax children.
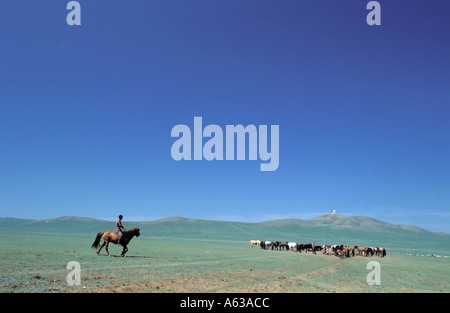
<box><xmin>249</xmin><ymin>240</ymin><xmax>387</xmax><ymax>258</ymax></box>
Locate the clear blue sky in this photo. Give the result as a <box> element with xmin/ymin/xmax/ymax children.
<box><xmin>1</xmin><ymin>1</ymin><xmax>449</xmax><ymax>232</ymax></box>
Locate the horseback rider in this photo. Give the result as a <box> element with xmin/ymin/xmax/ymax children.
<box><xmin>116</xmin><ymin>215</ymin><xmax>127</xmax><ymax>245</ymax></box>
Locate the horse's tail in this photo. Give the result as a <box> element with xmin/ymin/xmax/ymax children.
<box><xmin>91</xmin><ymin>232</ymin><xmax>104</xmax><ymax>249</ymax></box>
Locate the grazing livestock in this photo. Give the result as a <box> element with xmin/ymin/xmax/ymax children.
<box><xmin>374</xmin><ymin>247</ymin><xmax>386</xmax><ymax>257</ymax></box>
<box><xmin>333</xmin><ymin>245</ymin><xmax>344</xmax><ymax>257</ymax></box>
<box><xmin>288</xmin><ymin>242</ymin><xmax>298</xmax><ymax>251</ymax></box>
<box><xmin>264</xmin><ymin>241</ymin><xmax>273</xmax><ymax>250</ymax></box>
<box><xmin>323</xmin><ymin>245</ymin><xmax>343</xmax><ymax>256</ymax></box>
<box><xmin>332</xmin><ymin>245</ymin><xmax>344</xmax><ymax>256</ymax></box>
<box><xmin>297</xmin><ymin>244</ymin><xmax>316</xmax><ymax>254</ymax></box>
<box><xmin>297</xmin><ymin>244</ymin><xmax>306</xmax><ymax>253</ymax></box>
<box><xmin>322</xmin><ymin>245</ymin><xmax>331</xmax><ymax>255</ymax></box>
<box><xmin>353</xmin><ymin>245</ymin><xmax>372</xmax><ymax>257</ymax></box>
<box><xmin>272</xmin><ymin>241</ymin><xmax>279</xmax><ymax>250</ymax></box>
<box><xmin>334</xmin><ymin>245</ymin><xmax>354</xmax><ymax>258</ymax></box>
<box><xmin>345</xmin><ymin>246</ymin><xmax>355</xmax><ymax>257</ymax></box>
<box><xmin>260</xmin><ymin>241</ymin><xmax>266</xmax><ymax>249</ymax></box>
<box><xmin>252</xmin><ymin>240</ymin><xmax>386</xmax><ymax>259</ymax></box>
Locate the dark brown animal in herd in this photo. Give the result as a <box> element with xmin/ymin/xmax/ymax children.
<box><xmin>277</xmin><ymin>242</ymin><xmax>290</xmax><ymax>251</ymax></box>
<box><xmin>297</xmin><ymin>244</ymin><xmax>314</xmax><ymax>254</ymax></box>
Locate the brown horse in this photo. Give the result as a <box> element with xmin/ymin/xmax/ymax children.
<box><xmin>353</xmin><ymin>245</ymin><xmax>370</xmax><ymax>257</ymax></box>
<box><xmin>91</xmin><ymin>227</ymin><xmax>140</xmax><ymax>257</ymax></box>
<box><xmin>338</xmin><ymin>246</ymin><xmax>354</xmax><ymax>258</ymax></box>
<box><xmin>278</xmin><ymin>242</ymin><xmax>290</xmax><ymax>251</ymax></box>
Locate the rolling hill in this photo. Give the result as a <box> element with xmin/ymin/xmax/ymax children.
<box><xmin>1</xmin><ymin>214</ymin><xmax>449</xmax><ymax>254</ymax></box>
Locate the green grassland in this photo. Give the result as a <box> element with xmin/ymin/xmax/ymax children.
<box><xmin>1</xmin><ymin>214</ymin><xmax>449</xmax><ymax>293</ymax></box>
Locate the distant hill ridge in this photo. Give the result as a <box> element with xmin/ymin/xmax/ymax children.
<box><xmin>2</xmin><ymin>213</ymin><xmax>450</xmax><ymax>255</ymax></box>
<box><xmin>1</xmin><ymin>213</ymin><xmax>447</xmax><ymax>235</ymax></box>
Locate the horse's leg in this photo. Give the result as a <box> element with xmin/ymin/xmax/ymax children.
<box><xmin>121</xmin><ymin>246</ymin><xmax>128</xmax><ymax>257</ymax></box>
<box><xmin>96</xmin><ymin>242</ymin><xmax>106</xmax><ymax>255</ymax></box>
<box><xmin>105</xmin><ymin>241</ymin><xmax>111</xmax><ymax>256</ymax></box>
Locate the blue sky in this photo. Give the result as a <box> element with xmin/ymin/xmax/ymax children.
<box><xmin>1</xmin><ymin>1</ymin><xmax>449</xmax><ymax>232</ymax></box>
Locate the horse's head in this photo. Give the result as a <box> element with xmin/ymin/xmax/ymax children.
<box><xmin>134</xmin><ymin>227</ymin><xmax>141</xmax><ymax>237</ymax></box>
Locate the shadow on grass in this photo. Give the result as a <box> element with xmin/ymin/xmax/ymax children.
<box><xmin>96</xmin><ymin>254</ymin><xmax>153</xmax><ymax>258</ymax></box>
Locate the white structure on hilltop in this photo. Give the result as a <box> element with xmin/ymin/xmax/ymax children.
<box><xmin>332</xmin><ymin>210</ymin><xmax>336</xmax><ymax>214</ymax></box>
